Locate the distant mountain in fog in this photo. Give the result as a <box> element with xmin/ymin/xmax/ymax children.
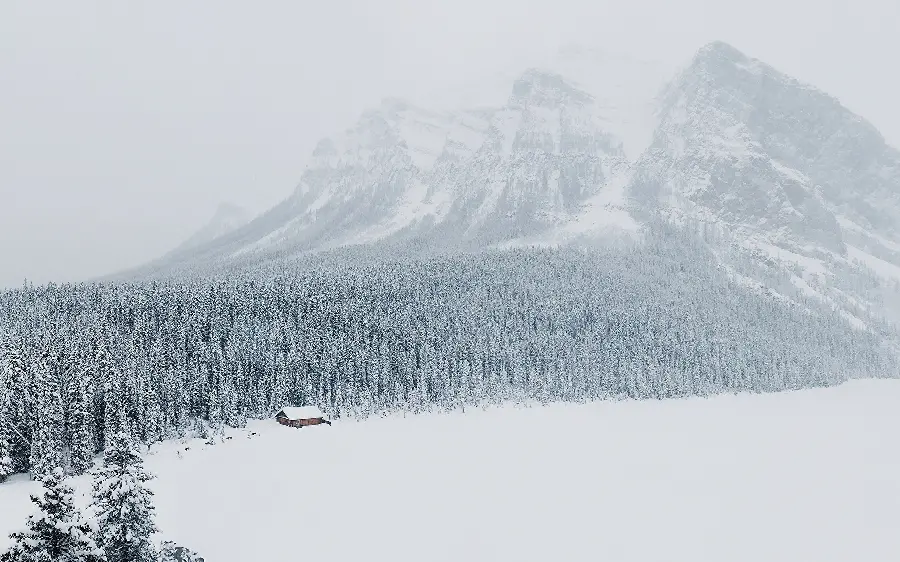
<box><xmin>139</xmin><ymin>41</ymin><xmax>900</xmax><ymax>328</ymax></box>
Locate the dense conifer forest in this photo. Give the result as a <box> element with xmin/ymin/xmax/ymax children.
<box><xmin>1</xmin><ymin>232</ymin><xmax>896</xmax><ymax>479</ymax></box>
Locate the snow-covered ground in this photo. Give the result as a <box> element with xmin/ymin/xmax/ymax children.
<box><xmin>2</xmin><ymin>380</ymin><xmax>899</xmax><ymax>562</ymax></box>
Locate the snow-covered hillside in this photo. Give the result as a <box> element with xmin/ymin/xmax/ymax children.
<box><xmin>2</xmin><ymin>380</ymin><xmax>899</xmax><ymax>562</ymax></box>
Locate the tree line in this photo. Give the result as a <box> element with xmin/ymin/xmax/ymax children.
<box><xmin>1</xmin><ymin>235</ymin><xmax>896</xmax><ymax>480</ymax></box>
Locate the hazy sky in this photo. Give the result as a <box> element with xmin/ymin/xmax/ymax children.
<box><xmin>2</xmin><ymin>0</ymin><xmax>899</xmax><ymax>287</ymax></box>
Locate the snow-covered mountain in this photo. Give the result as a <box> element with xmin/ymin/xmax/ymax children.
<box><xmin>141</xmin><ymin>41</ymin><xmax>900</xmax><ymax>327</ymax></box>
<box><xmin>635</xmin><ymin>41</ymin><xmax>900</xmax><ymax>250</ymax></box>
<box><xmin>630</xmin><ymin>41</ymin><xmax>900</xmax><ymax>327</ymax></box>
<box><xmin>149</xmin><ymin>48</ymin><xmax>669</xmax><ymax>268</ymax></box>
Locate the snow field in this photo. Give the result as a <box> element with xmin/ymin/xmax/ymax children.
<box><xmin>2</xmin><ymin>380</ymin><xmax>899</xmax><ymax>562</ymax></box>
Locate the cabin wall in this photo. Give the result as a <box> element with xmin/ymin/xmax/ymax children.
<box><xmin>277</xmin><ymin>416</ymin><xmax>325</xmax><ymax>428</ymax></box>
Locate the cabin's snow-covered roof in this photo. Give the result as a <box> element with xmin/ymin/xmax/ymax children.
<box><xmin>278</xmin><ymin>406</ymin><xmax>325</xmax><ymax>420</ymax></box>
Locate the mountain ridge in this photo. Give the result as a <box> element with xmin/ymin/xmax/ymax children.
<box><xmin>122</xmin><ymin>41</ymin><xmax>900</xmax><ymax>331</ymax></box>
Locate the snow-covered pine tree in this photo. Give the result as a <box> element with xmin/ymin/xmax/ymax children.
<box><xmin>142</xmin><ymin>379</ymin><xmax>162</xmax><ymax>446</ymax></box>
<box><xmin>0</xmin><ymin>467</ymin><xmax>104</xmax><ymax>562</ymax></box>
<box><xmin>29</xmin><ymin>349</ymin><xmax>63</xmax><ymax>479</ymax></box>
<box><xmin>69</xmin><ymin>369</ymin><xmax>96</xmax><ymax>475</ymax></box>
<box><xmin>0</xmin><ymin>427</ymin><xmax>12</xmax><ymax>482</ymax></box>
<box><xmin>96</xmin><ymin>339</ymin><xmax>124</xmax><ymax>451</ymax></box>
<box><xmin>206</xmin><ymin>353</ymin><xmax>224</xmax><ymax>439</ymax></box>
<box><xmin>90</xmin><ymin>432</ymin><xmax>157</xmax><ymax>562</ymax></box>
<box><xmin>1</xmin><ymin>341</ymin><xmax>32</xmax><ymax>474</ymax></box>
<box><xmin>0</xmin><ymin>356</ymin><xmax>14</xmax><ymax>482</ymax></box>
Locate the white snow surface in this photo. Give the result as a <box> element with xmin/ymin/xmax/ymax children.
<box><xmin>837</xmin><ymin>216</ymin><xmax>900</xmax><ymax>254</ymax></box>
<box><xmin>2</xmin><ymin>380</ymin><xmax>899</xmax><ymax>562</ymax></box>
<box><xmin>501</xmin><ymin>171</ymin><xmax>639</xmax><ymax>248</ymax></box>
<box><xmin>746</xmin><ymin>240</ymin><xmax>829</xmax><ymax>278</ymax></box>
<box><xmin>847</xmin><ymin>245</ymin><xmax>900</xmax><ymax>282</ymax></box>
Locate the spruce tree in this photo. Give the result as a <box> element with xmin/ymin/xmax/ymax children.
<box><xmin>69</xmin><ymin>370</ymin><xmax>96</xmax><ymax>475</ymax></box>
<box><xmin>0</xmin><ymin>430</ymin><xmax>12</xmax><ymax>482</ymax></box>
<box><xmin>0</xmin><ymin>468</ymin><xmax>104</xmax><ymax>562</ymax></box>
<box><xmin>95</xmin><ymin>340</ymin><xmax>122</xmax><ymax>450</ymax></box>
<box><xmin>0</xmin><ymin>379</ymin><xmax>13</xmax><ymax>482</ymax></box>
<box><xmin>143</xmin><ymin>382</ymin><xmax>162</xmax><ymax>446</ymax></box>
<box><xmin>29</xmin><ymin>350</ymin><xmax>63</xmax><ymax>479</ymax></box>
<box><xmin>91</xmin><ymin>432</ymin><xmax>157</xmax><ymax>562</ymax></box>
<box><xmin>1</xmin><ymin>343</ymin><xmax>32</xmax><ymax>474</ymax></box>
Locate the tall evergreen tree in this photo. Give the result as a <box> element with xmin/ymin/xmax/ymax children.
<box><xmin>0</xmin><ymin>428</ymin><xmax>12</xmax><ymax>482</ymax></box>
<box><xmin>91</xmin><ymin>432</ymin><xmax>158</xmax><ymax>562</ymax></box>
<box><xmin>1</xmin><ymin>342</ymin><xmax>31</xmax><ymax>474</ymax></box>
<box><xmin>1</xmin><ymin>468</ymin><xmax>104</xmax><ymax>562</ymax></box>
<box><xmin>29</xmin><ymin>349</ymin><xmax>63</xmax><ymax>479</ymax></box>
<box><xmin>95</xmin><ymin>340</ymin><xmax>122</xmax><ymax>451</ymax></box>
<box><xmin>69</xmin><ymin>369</ymin><xmax>96</xmax><ymax>475</ymax></box>
<box><xmin>0</xmin><ymin>356</ymin><xmax>14</xmax><ymax>482</ymax></box>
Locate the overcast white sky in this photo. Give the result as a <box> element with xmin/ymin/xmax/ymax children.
<box><xmin>1</xmin><ymin>0</ymin><xmax>899</xmax><ymax>287</ymax></box>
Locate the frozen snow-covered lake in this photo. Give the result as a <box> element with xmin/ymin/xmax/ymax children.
<box><xmin>2</xmin><ymin>380</ymin><xmax>899</xmax><ymax>562</ymax></box>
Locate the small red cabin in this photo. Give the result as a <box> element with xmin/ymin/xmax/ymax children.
<box><xmin>275</xmin><ymin>406</ymin><xmax>331</xmax><ymax>428</ymax></box>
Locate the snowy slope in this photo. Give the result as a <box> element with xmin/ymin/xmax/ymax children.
<box><xmin>2</xmin><ymin>380</ymin><xmax>899</xmax><ymax>562</ymax></box>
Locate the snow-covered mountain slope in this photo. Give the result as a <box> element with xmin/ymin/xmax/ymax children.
<box><xmin>144</xmin><ymin>48</ymin><xmax>673</xmax><ymax>268</ymax></box>
<box><xmin>628</xmin><ymin>41</ymin><xmax>900</xmax><ymax>327</ymax></box>
<box><xmin>150</xmin><ymin>60</ymin><xmax>652</xmax><ymax>268</ymax></box>
<box><xmin>3</xmin><ymin>380</ymin><xmax>899</xmax><ymax>562</ymax></box>
<box><xmin>136</xmin><ymin>41</ymin><xmax>900</xmax><ymax>329</ymax></box>
<box><xmin>443</xmin><ymin>69</ymin><xmax>632</xmax><ymax>243</ymax></box>
<box><xmin>168</xmin><ymin>203</ymin><xmax>250</xmax><ymax>256</ymax></box>
<box><xmin>633</xmin><ymin>41</ymin><xmax>900</xmax><ymax>250</ymax></box>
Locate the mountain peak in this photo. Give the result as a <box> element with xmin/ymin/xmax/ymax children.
<box><xmin>696</xmin><ymin>40</ymin><xmax>746</xmax><ymax>61</ymax></box>
<box><xmin>682</xmin><ymin>40</ymin><xmax>772</xmax><ymax>82</ymax></box>
<box><xmin>509</xmin><ymin>69</ymin><xmax>592</xmax><ymax>107</ymax></box>
<box><xmin>647</xmin><ymin>38</ymin><xmax>900</xmax><ymax>258</ymax></box>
